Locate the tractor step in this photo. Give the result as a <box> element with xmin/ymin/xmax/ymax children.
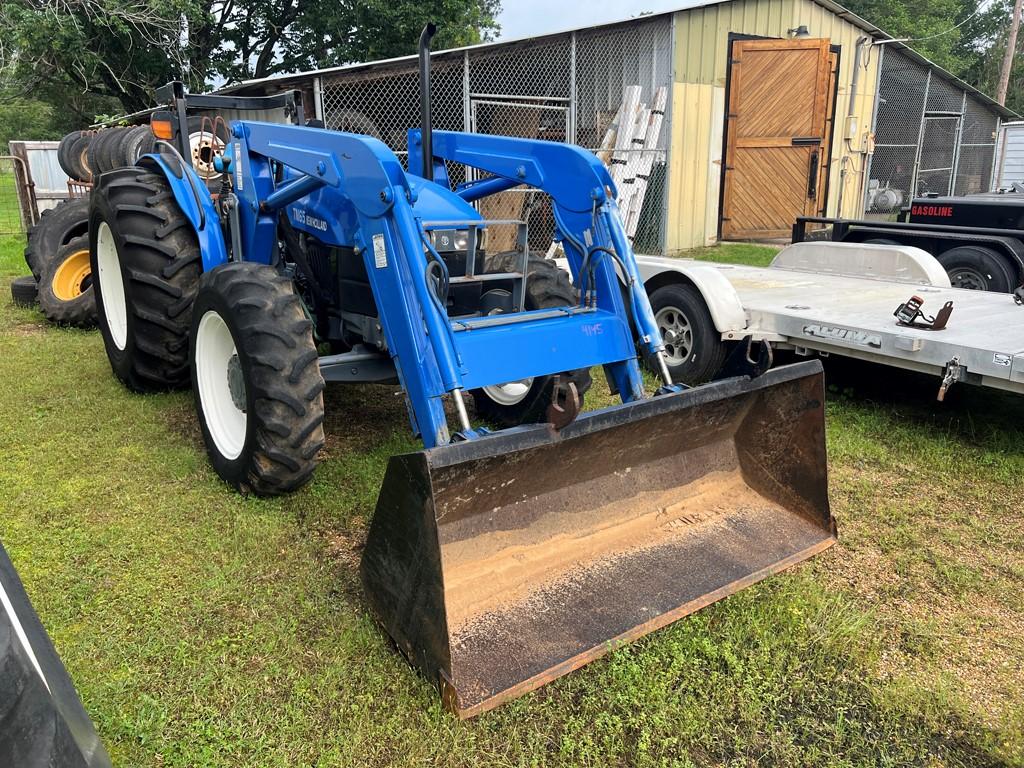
<box><xmin>448</xmin><ymin>271</ymin><xmax>523</xmax><ymax>284</ymax></box>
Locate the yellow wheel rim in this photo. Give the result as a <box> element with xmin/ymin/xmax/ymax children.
<box><xmin>52</xmin><ymin>249</ymin><xmax>92</xmax><ymax>301</ymax></box>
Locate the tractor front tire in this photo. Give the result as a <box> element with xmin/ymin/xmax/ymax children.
<box><xmin>190</xmin><ymin>263</ymin><xmax>325</xmax><ymax>496</ymax></box>
<box><xmin>471</xmin><ymin>252</ymin><xmax>592</xmax><ymax>427</ymax></box>
<box><xmin>37</xmin><ymin>235</ymin><xmax>96</xmax><ymax>327</ymax></box>
<box><xmin>89</xmin><ymin>167</ymin><xmax>202</xmax><ymax>391</ymax></box>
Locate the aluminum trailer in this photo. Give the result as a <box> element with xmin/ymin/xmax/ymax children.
<box><xmin>634</xmin><ymin>242</ymin><xmax>1024</xmax><ymax>398</ymax></box>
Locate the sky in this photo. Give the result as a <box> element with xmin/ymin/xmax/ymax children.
<box><xmin>495</xmin><ymin>0</ymin><xmax>687</xmax><ymax>41</ymax></box>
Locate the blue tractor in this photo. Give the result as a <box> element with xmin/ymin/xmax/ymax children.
<box><xmin>87</xmin><ymin>26</ymin><xmax>836</xmax><ymax>718</ymax></box>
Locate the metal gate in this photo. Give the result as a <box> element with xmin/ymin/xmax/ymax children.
<box><xmin>0</xmin><ymin>155</ymin><xmax>34</xmax><ymax>236</ymax></box>
<box><xmin>916</xmin><ymin>115</ymin><xmax>960</xmax><ymax>196</ymax></box>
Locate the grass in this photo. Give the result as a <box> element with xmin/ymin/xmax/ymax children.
<box><xmin>2</xmin><ymin>237</ymin><xmax>1023</xmax><ymax>766</ymax></box>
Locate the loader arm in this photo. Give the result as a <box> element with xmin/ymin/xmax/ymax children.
<box><xmin>223</xmin><ymin>121</ymin><xmax>663</xmax><ymax>447</ymax></box>
<box><xmin>410</xmin><ymin>129</ymin><xmax>667</xmax><ymax>363</ymax></box>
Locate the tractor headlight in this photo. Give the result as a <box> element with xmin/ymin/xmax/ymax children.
<box><xmin>429</xmin><ymin>229</ymin><xmax>470</xmax><ymax>253</ymax></box>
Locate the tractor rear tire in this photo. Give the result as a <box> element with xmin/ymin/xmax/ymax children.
<box><xmin>646</xmin><ymin>282</ymin><xmax>727</xmax><ymax>385</ymax></box>
<box><xmin>10</xmin><ymin>276</ymin><xmax>37</xmax><ymax>307</ymax></box>
<box><xmin>89</xmin><ymin>166</ymin><xmax>202</xmax><ymax>391</ymax></box>
<box><xmin>471</xmin><ymin>252</ymin><xmax>592</xmax><ymax>427</ymax></box>
<box><xmin>37</xmin><ymin>235</ymin><xmax>96</xmax><ymax>327</ymax></box>
<box><xmin>23</xmin><ymin>197</ymin><xmax>91</xmax><ymax>281</ymax></box>
<box><xmin>937</xmin><ymin>245</ymin><xmax>1016</xmax><ymax>292</ymax></box>
<box><xmin>190</xmin><ymin>262</ymin><xmax>325</xmax><ymax>496</ymax></box>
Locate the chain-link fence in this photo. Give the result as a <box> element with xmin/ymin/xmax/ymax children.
<box><xmin>865</xmin><ymin>48</ymin><xmax>1001</xmax><ymax>214</ymax></box>
<box><xmin>319</xmin><ymin>16</ymin><xmax>673</xmax><ymax>253</ymax></box>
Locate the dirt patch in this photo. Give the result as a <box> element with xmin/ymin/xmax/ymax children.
<box><xmin>10</xmin><ymin>321</ymin><xmax>46</xmax><ymax>337</ymax></box>
<box><xmin>321</xmin><ymin>384</ymin><xmax>408</xmax><ymax>457</ymax></box>
<box><xmin>163</xmin><ymin>400</ymin><xmax>204</xmax><ymax>449</ymax></box>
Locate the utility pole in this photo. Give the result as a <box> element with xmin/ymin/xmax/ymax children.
<box><xmin>998</xmin><ymin>0</ymin><xmax>1024</xmax><ymax>105</ymax></box>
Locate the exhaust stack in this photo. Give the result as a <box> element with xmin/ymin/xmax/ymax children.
<box><xmin>418</xmin><ymin>22</ymin><xmax>437</xmax><ymax>180</ymax></box>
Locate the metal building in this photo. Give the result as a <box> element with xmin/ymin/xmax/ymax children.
<box><xmin>223</xmin><ymin>1</ymin><xmax>1014</xmax><ymax>253</ymax></box>
<box><xmin>993</xmin><ymin>121</ymin><xmax>1024</xmax><ymax>188</ymax></box>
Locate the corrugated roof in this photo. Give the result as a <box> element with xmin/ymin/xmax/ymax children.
<box><xmin>217</xmin><ymin>0</ymin><xmax>1017</xmax><ymax>119</ymax></box>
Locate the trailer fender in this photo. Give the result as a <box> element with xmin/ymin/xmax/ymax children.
<box><xmin>634</xmin><ymin>256</ymin><xmax>747</xmax><ymax>335</ymax></box>
<box><xmin>137</xmin><ymin>152</ymin><xmax>228</xmax><ymax>272</ymax></box>
<box><xmin>771</xmin><ymin>241</ymin><xmax>952</xmax><ymax>287</ymax></box>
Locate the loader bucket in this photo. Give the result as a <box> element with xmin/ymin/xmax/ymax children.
<box><xmin>361</xmin><ymin>360</ymin><xmax>835</xmax><ymax>718</ymax></box>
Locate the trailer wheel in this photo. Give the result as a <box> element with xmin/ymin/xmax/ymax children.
<box><xmin>190</xmin><ymin>262</ymin><xmax>325</xmax><ymax>496</ymax></box>
<box><xmin>937</xmin><ymin>245</ymin><xmax>1015</xmax><ymax>292</ymax></box>
<box><xmin>472</xmin><ymin>252</ymin><xmax>592</xmax><ymax>427</ymax></box>
<box><xmin>89</xmin><ymin>167</ymin><xmax>202</xmax><ymax>391</ymax></box>
<box><xmin>647</xmin><ymin>282</ymin><xmax>727</xmax><ymax>385</ymax></box>
<box><xmin>37</xmin><ymin>235</ymin><xmax>96</xmax><ymax>327</ymax></box>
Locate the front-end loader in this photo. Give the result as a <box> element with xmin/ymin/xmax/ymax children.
<box><xmin>87</xmin><ymin>25</ymin><xmax>836</xmax><ymax>717</ymax></box>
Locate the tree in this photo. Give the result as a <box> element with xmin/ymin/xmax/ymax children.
<box><xmin>0</xmin><ymin>0</ymin><xmax>500</xmax><ymax>124</ymax></box>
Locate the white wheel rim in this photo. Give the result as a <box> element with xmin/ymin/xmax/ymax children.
<box><xmin>482</xmin><ymin>378</ymin><xmax>533</xmax><ymax>406</ymax></box>
<box><xmin>195</xmin><ymin>310</ymin><xmax>247</xmax><ymax>460</ymax></box>
<box><xmin>189</xmin><ymin>131</ymin><xmax>223</xmax><ymax>179</ymax></box>
<box><xmin>656</xmin><ymin>305</ymin><xmax>693</xmax><ymax>365</ymax></box>
<box><xmin>95</xmin><ymin>221</ymin><xmax>128</xmax><ymax>351</ymax></box>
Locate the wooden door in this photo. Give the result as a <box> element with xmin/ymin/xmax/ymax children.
<box><xmin>721</xmin><ymin>38</ymin><xmax>834</xmax><ymax>240</ymax></box>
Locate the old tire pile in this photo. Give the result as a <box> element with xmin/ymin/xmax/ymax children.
<box><xmin>15</xmin><ymin>197</ymin><xmax>97</xmax><ymax>326</ymax></box>
<box><xmin>57</xmin><ymin>130</ymin><xmax>94</xmax><ymax>183</ymax></box>
<box><xmin>86</xmin><ymin>126</ymin><xmax>156</xmax><ymax>178</ymax></box>
<box><xmin>57</xmin><ymin>126</ymin><xmax>157</xmax><ymax>183</ymax></box>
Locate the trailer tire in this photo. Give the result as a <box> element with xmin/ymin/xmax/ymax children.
<box><xmin>23</xmin><ymin>197</ymin><xmax>91</xmax><ymax>281</ymax></box>
<box><xmin>472</xmin><ymin>252</ymin><xmax>592</xmax><ymax>427</ymax></box>
<box><xmin>190</xmin><ymin>262</ymin><xmax>325</xmax><ymax>496</ymax></box>
<box><xmin>647</xmin><ymin>282</ymin><xmax>727</xmax><ymax>385</ymax></box>
<box><xmin>37</xmin><ymin>235</ymin><xmax>96</xmax><ymax>327</ymax></box>
<box><xmin>937</xmin><ymin>245</ymin><xmax>1015</xmax><ymax>292</ymax></box>
<box><xmin>89</xmin><ymin>167</ymin><xmax>202</xmax><ymax>391</ymax></box>
<box><xmin>10</xmin><ymin>276</ymin><xmax>37</xmax><ymax>307</ymax></box>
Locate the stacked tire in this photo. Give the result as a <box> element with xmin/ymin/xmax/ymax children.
<box><xmin>57</xmin><ymin>125</ymin><xmax>158</xmax><ymax>183</ymax></box>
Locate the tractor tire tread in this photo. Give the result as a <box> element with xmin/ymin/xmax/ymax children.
<box><xmin>37</xmin><ymin>234</ymin><xmax>96</xmax><ymax>327</ymax></box>
<box><xmin>90</xmin><ymin>166</ymin><xmax>202</xmax><ymax>392</ymax></box>
<box><xmin>193</xmin><ymin>262</ymin><xmax>325</xmax><ymax>496</ymax></box>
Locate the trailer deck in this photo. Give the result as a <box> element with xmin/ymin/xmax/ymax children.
<box><xmin>634</xmin><ymin>243</ymin><xmax>1024</xmax><ymax>395</ymax></box>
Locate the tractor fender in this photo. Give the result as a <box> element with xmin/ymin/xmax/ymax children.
<box><xmin>634</xmin><ymin>256</ymin><xmax>747</xmax><ymax>335</ymax></box>
<box><xmin>137</xmin><ymin>153</ymin><xmax>229</xmax><ymax>272</ymax></box>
